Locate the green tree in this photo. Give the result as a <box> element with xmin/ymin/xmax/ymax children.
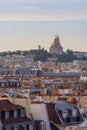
<box><xmin>29</xmin><ymin>49</ymin><xmax>51</xmax><ymax>61</ymax></box>
<box><xmin>57</xmin><ymin>49</ymin><xmax>75</xmax><ymax>62</ymax></box>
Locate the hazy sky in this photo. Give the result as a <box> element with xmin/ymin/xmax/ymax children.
<box><xmin>0</xmin><ymin>0</ymin><xmax>87</xmax><ymax>52</ymax></box>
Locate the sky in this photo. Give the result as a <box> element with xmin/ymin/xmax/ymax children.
<box><xmin>0</xmin><ymin>0</ymin><xmax>87</xmax><ymax>52</ymax></box>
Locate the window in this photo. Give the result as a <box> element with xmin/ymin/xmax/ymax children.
<box><xmin>21</xmin><ymin>109</ymin><xmax>24</xmax><ymax>117</ymax></box>
<box><xmin>29</xmin><ymin>125</ymin><xmax>33</xmax><ymax>130</ymax></box>
<box><xmin>18</xmin><ymin>125</ymin><xmax>22</xmax><ymax>130</ymax></box>
<box><xmin>9</xmin><ymin>110</ymin><xmax>14</xmax><ymax>118</ymax></box>
<box><xmin>11</xmin><ymin>127</ymin><xmax>14</xmax><ymax>130</ymax></box>
<box><xmin>1</xmin><ymin>111</ymin><xmax>5</xmax><ymax>119</ymax></box>
<box><xmin>72</xmin><ymin>109</ymin><xmax>77</xmax><ymax>118</ymax></box>
<box><xmin>40</xmin><ymin>122</ymin><xmax>46</xmax><ymax>130</ymax></box>
<box><xmin>18</xmin><ymin>109</ymin><xmax>21</xmax><ymax>117</ymax></box>
<box><xmin>14</xmin><ymin>127</ymin><xmax>18</xmax><ymax>130</ymax></box>
<box><xmin>3</xmin><ymin>128</ymin><xmax>6</xmax><ymax>130</ymax></box>
<box><xmin>68</xmin><ymin>127</ymin><xmax>72</xmax><ymax>130</ymax></box>
<box><xmin>22</xmin><ymin>127</ymin><xmax>25</xmax><ymax>130</ymax></box>
<box><xmin>26</xmin><ymin>125</ymin><xmax>29</xmax><ymax>130</ymax></box>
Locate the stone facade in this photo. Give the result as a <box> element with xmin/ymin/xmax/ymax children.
<box><xmin>49</xmin><ymin>35</ymin><xmax>64</xmax><ymax>55</ymax></box>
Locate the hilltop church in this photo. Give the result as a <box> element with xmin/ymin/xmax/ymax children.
<box><xmin>49</xmin><ymin>35</ymin><xmax>64</xmax><ymax>55</ymax></box>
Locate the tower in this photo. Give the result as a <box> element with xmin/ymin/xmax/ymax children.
<box><xmin>38</xmin><ymin>45</ymin><xmax>41</xmax><ymax>50</ymax></box>
<box><xmin>49</xmin><ymin>35</ymin><xmax>63</xmax><ymax>55</ymax></box>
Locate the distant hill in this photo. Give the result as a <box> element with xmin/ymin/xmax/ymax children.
<box><xmin>0</xmin><ymin>49</ymin><xmax>87</xmax><ymax>62</ymax></box>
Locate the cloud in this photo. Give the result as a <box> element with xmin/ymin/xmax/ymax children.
<box><xmin>0</xmin><ymin>13</ymin><xmax>87</xmax><ymax>22</ymax></box>
<box><xmin>0</xmin><ymin>0</ymin><xmax>87</xmax><ymax>22</ymax></box>
<box><xmin>20</xmin><ymin>6</ymin><xmax>40</xmax><ymax>10</ymax></box>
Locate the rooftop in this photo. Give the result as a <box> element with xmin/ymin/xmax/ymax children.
<box><xmin>0</xmin><ymin>100</ymin><xmax>24</xmax><ymax>111</ymax></box>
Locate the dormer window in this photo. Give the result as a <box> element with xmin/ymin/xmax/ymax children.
<box><xmin>72</xmin><ymin>108</ymin><xmax>77</xmax><ymax>118</ymax></box>
<box><xmin>80</xmin><ymin>106</ymin><xmax>85</xmax><ymax>114</ymax></box>
<box><xmin>21</xmin><ymin>109</ymin><xmax>24</xmax><ymax>117</ymax></box>
<box><xmin>62</xmin><ymin>110</ymin><xmax>68</xmax><ymax>119</ymax></box>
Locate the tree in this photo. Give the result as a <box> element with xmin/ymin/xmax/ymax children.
<box><xmin>57</xmin><ymin>49</ymin><xmax>75</xmax><ymax>62</ymax></box>
<box><xmin>29</xmin><ymin>49</ymin><xmax>51</xmax><ymax>62</ymax></box>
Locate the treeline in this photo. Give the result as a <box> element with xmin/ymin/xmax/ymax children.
<box><xmin>29</xmin><ymin>49</ymin><xmax>51</xmax><ymax>62</ymax></box>
<box><xmin>0</xmin><ymin>49</ymin><xmax>87</xmax><ymax>62</ymax></box>
<box><xmin>57</xmin><ymin>49</ymin><xmax>87</xmax><ymax>62</ymax></box>
<box><xmin>0</xmin><ymin>49</ymin><xmax>52</xmax><ymax>62</ymax></box>
<box><xmin>0</xmin><ymin>50</ymin><xmax>30</xmax><ymax>56</ymax></box>
<box><xmin>57</xmin><ymin>49</ymin><xmax>76</xmax><ymax>62</ymax></box>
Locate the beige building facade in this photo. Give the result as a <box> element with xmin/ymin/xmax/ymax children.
<box><xmin>49</xmin><ymin>35</ymin><xmax>64</xmax><ymax>55</ymax></box>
